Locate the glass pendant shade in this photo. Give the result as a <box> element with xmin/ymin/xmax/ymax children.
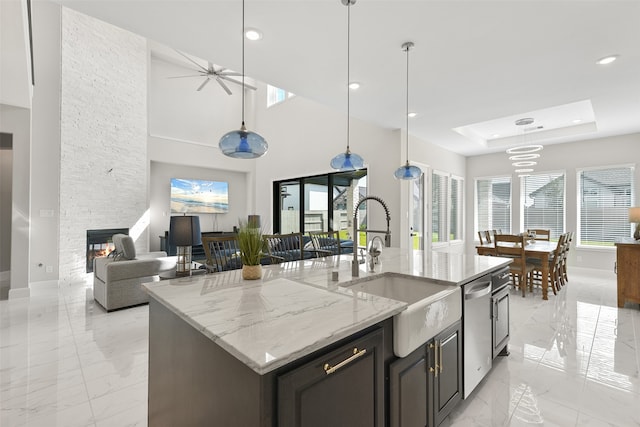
<box><xmin>394</xmin><ymin>161</ymin><xmax>422</xmax><ymax>180</ymax></box>
<box><xmin>219</xmin><ymin>123</ymin><xmax>268</xmax><ymax>159</ymax></box>
<box><xmin>394</xmin><ymin>41</ymin><xmax>421</xmax><ymax>181</ymax></box>
<box><xmin>330</xmin><ymin>149</ymin><xmax>364</xmax><ymax>171</ymax></box>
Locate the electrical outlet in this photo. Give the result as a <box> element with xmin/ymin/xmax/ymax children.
<box><xmin>46</xmin><ymin>265</ymin><xmax>53</xmax><ymax>273</ymax></box>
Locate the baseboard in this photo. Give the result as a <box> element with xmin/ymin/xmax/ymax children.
<box><xmin>0</xmin><ymin>270</ymin><xmax>9</xmax><ymax>281</ymax></box>
<box><xmin>8</xmin><ymin>287</ymin><xmax>30</xmax><ymax>299</ymax></box>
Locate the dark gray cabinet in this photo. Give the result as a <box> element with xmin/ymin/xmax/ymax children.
<box><xmin>390</xmin><ymin>321</ymin><xmax>462</xmax><ymax>427</ymax></box>
<box><xmin>278</xmin><ymin>328</ymin><xmax>386</xmax><ymax>427</ymax></box>
<box><xmin>492</xmin><ymin>286</ymin><xmax>510</xmax><ymax>358</ymax></box>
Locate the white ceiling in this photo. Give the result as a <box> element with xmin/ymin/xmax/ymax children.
<box><xmin>55</xmin><ymin>0</ymin><xmax>640</xmax><ymax>157</ymax></box>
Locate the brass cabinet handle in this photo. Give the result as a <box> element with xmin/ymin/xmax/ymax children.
<box><xmin>324</xmin><ymin>347</ymin><xmax>367</xmax><ymax>375</ymax></box>
<box><xmin>438</xmin><ymin>340</ymin><xmax>443</xmax><ymax>374</ymax></box>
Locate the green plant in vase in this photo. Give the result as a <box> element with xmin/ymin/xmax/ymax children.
<box><xmin>237</xmin><ymin>219</ymin><xmax>263</xmax><ymax>280</ymax></box>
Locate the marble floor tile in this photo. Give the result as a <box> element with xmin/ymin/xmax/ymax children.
<box><xmin>1</xmin><ymin>267</ymin><xmax>638</xmax><ymax>426</ymax></box>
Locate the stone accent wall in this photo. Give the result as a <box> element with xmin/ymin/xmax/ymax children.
<box><xmin>59</xmin><ymin>8</ymin><xmax>148</xmax><ymax>283</ymax></box>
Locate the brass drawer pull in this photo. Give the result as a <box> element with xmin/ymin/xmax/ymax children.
<box><xmin>324</xmin><ymin>348</ymin><xmax>367</xmax><ymax>375</ymax></box>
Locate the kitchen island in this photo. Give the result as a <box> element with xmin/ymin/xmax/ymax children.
<box><xmin>144</xmin><ymin>249</ymin><xmax>510</xmax><ymax>426</ymax></box>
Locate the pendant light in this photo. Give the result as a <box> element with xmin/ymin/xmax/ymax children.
<box><xmin>219</xmin><ymin>0</ymin><xmax>268</xmax><ymax>159</ymax></box>
<box><xmin>394</xmin><ymin>42</ymin><xmax>422</xmax><ymax>180</ymax></box>
<box><xmin>330</xmin><ymin>0</ymin><xmax>365</xmax><ymax>171</ymax></box>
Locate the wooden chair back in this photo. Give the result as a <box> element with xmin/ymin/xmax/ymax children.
<box><xmin>263</xmin><ymin>233</ymin><xmax>305</xmax><ymax>262</ymax></box>
<box><xmin>308</xmin><ymin>231</ymin><xmax>341</xmax><ymax>255</ymax></box>
<box><xmin>494</xmin><ymin>234</ymin><xmax>527</xmax><ymax>272</ymax></box>
<box><xmin>201</xmin><ymin>235</ymin><xmax>242</xmax><ymax>272</ymax></box>
<box><xmin>527</xmin><ymin>229</ymin><xmax>551</xmax><ymax>241</ymax></box>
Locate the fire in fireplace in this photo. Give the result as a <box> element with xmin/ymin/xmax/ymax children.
<box><xmin>86</xmin><ymin>228</ymin><xmax>129</xmax><ymax>273</ymax></box>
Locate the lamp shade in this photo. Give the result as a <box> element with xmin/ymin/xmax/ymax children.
<box><xmin>629</xmin><ymin>207</ymin><xmax>640</xmax><ymax>223</ymax></box>
<box><xmin>330</xmin><ymin>150</ymin><xmax>365</xmax><ymax>171</ymax></box>
<box><xmin>169</xmin><ymin>216</ymin><xmax>202</xmax><ymax>246</ymax></box>
<box><xmin>394</xmin><ymin>163</ymin><xmax>422</xmax><ymax>180</ymax></box>
<box><xmin>219</xmin><ymin>126</ymin><xmax>268</xmax><ymax>159</ymax></box>
<box><xmin>247</xmin><ymin>214</ymin><xmax>261</xmax><ymax>228</ymax></box>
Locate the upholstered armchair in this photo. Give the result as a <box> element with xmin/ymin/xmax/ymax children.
<box><xmin>93</xmin><ymin>234</ymin><xmax>176</xmax><ymax>311</ymax></box>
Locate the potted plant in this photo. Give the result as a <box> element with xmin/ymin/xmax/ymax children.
<box><xmin>237</xmin><ymin>219</ymin><xmax>263</xmax><ymax>280</ymax></box>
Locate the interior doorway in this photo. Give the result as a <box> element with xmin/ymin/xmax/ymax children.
<box><xmin>0</xmin><ymin>132</ymin><xmax>13</xmax><ymax>300</ymax></box>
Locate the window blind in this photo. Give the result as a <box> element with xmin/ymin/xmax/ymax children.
<box><xmin>476</xmin><ymin>177</ymin><xmax>511</xmax><ymax>234</ymax></box>
<box><xmin>449</xmin><ymin>176</ymin><xmax>463</xmax><ymax>241</ymax></box>
<box><xmin>432</xmin><ymin>171</ymin><xmax>448</xmax><ymax>243</ymax></box>
<box><xmin>521</xmin><ymin>172</ymin><xmax>565</xmax><ymax>238</ymax></box>
<box><xmin>578</xmin><ymin>166</ymin><xmax>633</xmax><ymax>246</ymax></box>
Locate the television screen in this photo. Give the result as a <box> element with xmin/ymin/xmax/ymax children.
<box><xmin>170</xmin><ymin>178</ymin><xmax>229</xmax><ymax>214</ymax></box>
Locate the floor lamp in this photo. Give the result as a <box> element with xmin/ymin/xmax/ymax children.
<box><xmin>170</xmin><ymin>216</ymin><xmax>201</xmax><ymax>276</ymax></box>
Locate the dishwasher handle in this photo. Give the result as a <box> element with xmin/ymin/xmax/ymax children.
<box><xmin>464</xmin><ymin>281</ymin><xmax>491</xmax><ymax>300</ymax></box>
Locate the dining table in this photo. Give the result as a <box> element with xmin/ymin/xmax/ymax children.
<box><xmin>476</xmin><ymin>240</ymin><xmax>557</xmax><ymax>300</ymax></box>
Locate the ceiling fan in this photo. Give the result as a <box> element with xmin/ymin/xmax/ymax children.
<box><xmin>168</xmin><ymin>49</ymin><xmax>256</xmax><ymax>95</ymax></box>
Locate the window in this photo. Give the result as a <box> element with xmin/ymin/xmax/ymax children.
<box><xmin>431</xmin><ymin>171</ymin><xmax>448</xmax><ymax>243</ymax></box>
<box><xmin>431</xmin><ymin>171</ymin><xmax>463</xmax><ymax>244</ymax></box>
<box><xmin>578</xmin><ymin>165</ymin><xmax>634</xmax><ymax>247</ymax></box>
<box><xmin>449</xmin><ymin>176</ymin><xmax>463</xmax><ymax>241</ymax></box>
<box><xmin>475</xmin><ymin>176</ymin><xmax>511</xmax><ymax>235</ymax></box>
<box><xmin>273</xmin><ymin>170</ymin><xmax>367</xmax><ymax>238</ymax></box>
<box><xmin>521</xmin><ymin>172</ymin><xmax>565</xmax><ymax>239</ymax></box>
<box><xmin>267</xmin><ymin>85</ymin><xmax>295</xmax><ymax>108</ymax></box>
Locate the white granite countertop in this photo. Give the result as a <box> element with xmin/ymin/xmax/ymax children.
<box><xmin>143</xmin><ymin>248</ymin><xmax>511</xmax><ymax>375</ymax></box>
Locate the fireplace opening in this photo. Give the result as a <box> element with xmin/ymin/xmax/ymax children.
<box><xmin>86</xmin><ymin>228</ymin><xmax>129</xmax><ymax>273</ymax></box>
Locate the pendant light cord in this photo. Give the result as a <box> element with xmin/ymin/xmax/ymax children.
<box><xmin>405</xmin><ymin>43</ymin><xmax>409</xmax><ymax>164</ymax></box>
<box><xmin>241</xmin><ymin>0</ymin><xmax>246</xmax><ymax>126</ymax></box>
<box><xmin>346</xmin><ymin>2</ymin><xmax>351</xmax><ymax>152</ymax></box>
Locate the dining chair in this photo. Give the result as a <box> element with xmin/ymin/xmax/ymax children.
<box><xmin>527</xmin><ymin>228</ymin><xmax>551</xmax><ymax>241</ymax></box>
<box><xmin>494</xmin><ymin>234</ymin><xmax>535</xmax><ymax>297</ymax></box>
<box><xmin>478</xmin><ymin>231</ymin><xmax>486</xmax><ymax>245</ymax></box>
<box><xmin>201</xmin><ymin>235</ymin><xmax>243</xmax><ymax>273</ymax></box>
<box><xmin>308</xmin><ymin>231</ymin><xmax>341</xmax><ymax>256</ymax></box>
<box><xmin>483</xmin><ymin>230</ymin><xmax>493</xmax><ymax>244</ymax></box>
<box><xmin>529</xmin><ymin>233</ymin><xmax>566</xmax><ymax>295</ymax></box>
<box><xmin>561</xmin><ymin>231</ymin><xmax>573</xmax><ymax>284</ymax></box>
<box><xmin>263</xmin><ymin>232</ymin><xmax>332</xmax><ymax>263</ymax></box>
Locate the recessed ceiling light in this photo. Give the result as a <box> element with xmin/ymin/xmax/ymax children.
<box><xmin>408</xmin><ymin>112</ymin><xmax>417</xmax><ymax>118</ymax></box>
<box><xmin>348</xmin><ymin>82</ymin><xmax>360</xmax><ymax>90</ymax></box>
<box><xmin>596</xmin><ymin>55</ymin><xmax>619</xmax><ymax>65</ymax></box>
<box><xmin>244</xmin><ymin>28</ymin><xmax>263</xmax><ymax>41</ymax></box>
<box><xmin>492</xmin><ymin>134</ymin><xmax>500</xmax><ymax>138</ymax></box>
<box><xmin>572</xmin><ymin>119</ymin><xmax>582</xmax><ymax>124</ymax></box>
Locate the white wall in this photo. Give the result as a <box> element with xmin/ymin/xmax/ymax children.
<box><xmin>29</xmin><ymin>2</ymin><xmax>61</xmax><ymax>283</ymax></box>
<box><xmin>466</xmin><ymin>133</ymin><xmax>640</xmax><ymax>271</ymax></box>
<box><xmin>254</xmin><ymin>88</ymin><xmax>402</xmax><ymax>239</ymax></box>
<box><xmin>58</xmin><ymin>7</ymin><xmax>148</xmax><ymax>283</ymax></box>
<box><xmin>149</xmin><ymin>161</ymin><xmax>248</xmax><ymax>251</ymax></box>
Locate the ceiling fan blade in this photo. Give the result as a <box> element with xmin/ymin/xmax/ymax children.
<box><xmin>218</xmin><ymin>71</ymin><xmax>243</xmax><ymax>77</ymax></box>
<box><xmin>219</xmin><ymin>75</ymin><xmax>257</xmax><ymax>91</ymax></box>
<box><xmin>173</xmin><ymin>49</ymin><xmax>209</xmax><ymax>73</ymax></box>
<box><xmin>197</xmin><ymin>78</ymin><xmax>211</xmax><ymax>91</ymax></box>
<box><xmin>167</xmin><ymin>74</ymin><xmax>205</xmax><ymax>79</ymax></box>
<box><xmin>216</xmin><ymin>77</ymin><xmax>233</xmax><ymax>95</ymax></box>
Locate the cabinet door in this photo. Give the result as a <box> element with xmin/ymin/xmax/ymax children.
<box><xmin>278</xmin><ymin>328</ymin><xmax>385</xmax><ymax>427</ymax></box>
<box><xmin>492</xmin><ymin>289</ymin><xmax>510</xmax><ymax>358</ymax></box>
<box><xmin>433</xmin><ymin>321</ymin><xmax>462</xmax><ymax>427</ymax></box>
<box><xmin>389</xmin><ymin>344</ymin><xmax>429</xmax><ymax>427</ymax></box>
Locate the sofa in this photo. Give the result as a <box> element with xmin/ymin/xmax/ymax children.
<box><xmin>93</xmin><ymin>234</ymin><xmax>176</xmax><ymax>311</ymax></box>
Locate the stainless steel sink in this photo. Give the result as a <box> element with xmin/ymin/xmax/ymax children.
<box><xmin>344</xmin><ymin>274</ymin><xmax>461</xmax><ymax>357</ymax></box>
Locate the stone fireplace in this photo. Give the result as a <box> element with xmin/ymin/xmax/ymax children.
<box><xmin>86</xmin><ymin>228</ymin><xmax>128</xmax><ymax>273</ymax></box>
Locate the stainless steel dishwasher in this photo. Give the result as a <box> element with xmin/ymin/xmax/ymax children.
<box><xmin>462</xmin><ymin>272</ymin><xmax>493</xmax><ymax>399</ymax></box>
